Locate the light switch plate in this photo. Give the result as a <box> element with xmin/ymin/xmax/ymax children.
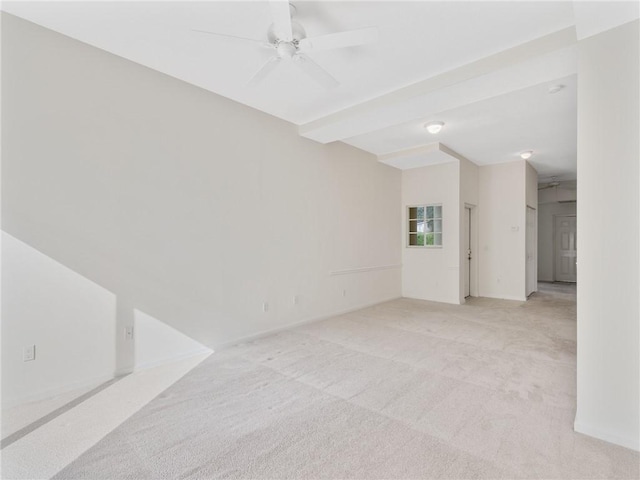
<box><xmin>23</xmin><ymin>345</ymin><xmax>36</xmax><ymax>362</ymax></box>
<box><xmin>125</xmin><ymin>326</ymin><xmax>134</xmax><ymax>340</ymax></box>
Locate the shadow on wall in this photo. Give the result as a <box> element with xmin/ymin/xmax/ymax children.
<box><xmin>134</xmin><ymin>309</ymin><xmax>211</xmax><ymax>371</ymax></box>
<box><xmin>1</xmin><ymin>232</ymin><xmax>210</xmax><ymax>407</ymax></box>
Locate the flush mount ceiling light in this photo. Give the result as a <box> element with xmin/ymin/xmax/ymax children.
<box><xmin>548</xmin><ymin>84</ymin><xmax>565</xmax><ymax>94</ymax></box>
<box><xmin>424</xmin><ymin>121</ymin><xmax>444</xmax><ymax>134</ymax></box>
<box><xmin>520</xmin><ymin>150</ymin><xmax>533</xmax><ymax>160</ymax></box>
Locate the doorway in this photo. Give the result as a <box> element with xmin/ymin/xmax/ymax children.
<box><xmin>526</xmin><ymin>206</ymin><xmax>537</xmax><ymax>296</ymax></box>
<box><xmin>464</xmin><ymin>207</ymin><xmax>471</xmax><ymax>298</ymax></box>
<box><xmin>463</xmin><ymin>205</ymin><xmax>477</xmax><ymax>299</ymax></box>
<box><xmin>554</xmin><ymin>215</ymin><xmax>577</xmax><ymax>282</ymax></box>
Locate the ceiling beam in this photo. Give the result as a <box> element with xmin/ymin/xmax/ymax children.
<box><xmin>378</xmin><ymin>142</ymin><xmax>466</xmax><ymax>170</ymax></box>
<box><xmin>299</xmin><ymin>27</ymin><xmax>577</xmax><ymax>145</ymax></box>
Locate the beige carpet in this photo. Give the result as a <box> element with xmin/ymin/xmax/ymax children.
<box><xmin>55</xmin><ymin>284</ymin><xmax>640</xmax><ymax>479</ymax></box>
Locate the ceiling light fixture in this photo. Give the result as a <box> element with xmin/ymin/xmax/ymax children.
<box><xmin>424</xmin><ymin>121</ymin><xmax>444</xmax><ymax>134</ymax></box>
<box><xmin>548</xmin><ymin>84</ymin><xmax>565</xmax><ymax>94</ymax></box>
<box><xmin>520</xmin><ymin>150</ymin><xmax>533</xmax><ymax>160</ymax></box>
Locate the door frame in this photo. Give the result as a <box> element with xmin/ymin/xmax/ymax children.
<box><xmin>526</xmin><ymin>205</ymin><xmax>537</xmax><ymax>297</ymax></box>
<box><xmin>463</xmin><ymin>203</ymin><xmax>478</xmax><ymax>301</ymax></box>
<box><xmin>553</xmin><ymin>214</ymin><xmax>577</xmax><ymax>282</ymax></box>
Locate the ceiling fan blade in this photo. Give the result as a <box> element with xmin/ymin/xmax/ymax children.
<box><xmin>247</xmin><ymin>57</ymin><xmax>281</xmax><ymax>87</ymax></box>
<box><xmin>191</xmin><ymin>29</ymin><xmax>267</xmax><ymax>46</ymax></box>
<box><xmin>269</xmin><ymin>0</ymin><xmax>293</xmax><ymax>41</ymax></box>
<box><xmin>293</xmin><ymin>54</ymin><xmax>339</xmax><ymax>89</ymax></box>
<box><xmin>298</xmin><ymin>26</ymin><xmax>378</xmax><ymax>52</ymax></box>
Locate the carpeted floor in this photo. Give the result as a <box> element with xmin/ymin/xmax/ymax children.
<box><xmin>55</xmin><ymin>284</ymin><xmax>640</xmax><ymax>479</ymax></box>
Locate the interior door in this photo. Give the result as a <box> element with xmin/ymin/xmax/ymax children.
<box><xmin>464</xmin><ymin>207</ymin><xmax>471</xmax><ymax>298</ymax></box>
<box><xmin>555</xmin><ymin>216</ymin><xmax>577</xmax><ymax>282</ymax></box>
<box><xmin>526</xmin><ymin>206</ymin><xmax>537</xmax><ymax>296</ymax></box>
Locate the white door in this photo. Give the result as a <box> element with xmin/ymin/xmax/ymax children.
<box><xmin>464</xmin><ymin>207</ymin><xmax>471</xmax><ymax>298</ymax></box>
<box><xmin>526</xmin><ymin>206</ymin><xmax>537</xmax><ymax>296</ymax></box>
<box><xmin>555</xmin><ymin>216</ymin><xmax>577</xmax><ymax>282</ymax></box>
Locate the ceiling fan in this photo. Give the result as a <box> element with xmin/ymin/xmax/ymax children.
<box><xmin>538</xmin><ymin>177</ymin><xmax>561</xmax><ymax>190</ymax></box>
<box><xmin>193</xmin><ymin>1</ymin><xmax>378</xmax><ymax>89</ymax></box>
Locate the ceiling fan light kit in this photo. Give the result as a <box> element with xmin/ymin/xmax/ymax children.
<box><xmin>538</xmin><ymin>177</ymin><xmax>562</xmax><ymax>190</ymax></box>
<box><xmin>194</xmin><ymin>1</ymin><xmax>378</xmax><ymax>89</ymax></box>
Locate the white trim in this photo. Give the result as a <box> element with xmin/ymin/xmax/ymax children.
<box><xmin>114</xmin><ymin>367</ymin><xmax>134</xmax><ymax>377</ymax></box>
<box><xmin>479</xmin><ymin>294</ymin><xmax>528</xmax><ymax>302</ymax></box>
<box><xmin>214</xmin><ymin>296</ymin><xmax>402</xmax><ymax>350</ymax></box>
<box><xmin>330</xmin><ymin>264</ymin><xmax>402</xmax><ymax>276</ymax></box>
<box><xmin>402</xmin><ymin>294</ymin><xmax>462</xmax><ymax>306</ymax></box>
<box><xmin>461</xmin><ymin>203</ymin><xmax>479</xmax><ymax>302</ymax></box>
<box><xmin>525</xmin><ymin>205</ymin><xmax>538</xmax><ymax>298</ymax></box>
<box><xmin>2</xmin><ymin>373</ymin><xmax>115</xmax><ymax>409</ymax></box>
<box><xmin>574</xmin><ymin>420</ymin><xmax>640</xmax><ymax>452</ymax></box>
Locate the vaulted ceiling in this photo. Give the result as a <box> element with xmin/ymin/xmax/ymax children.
<box><xmin>3</xmin><ymin>1</ymin><xmax>638</xmax><ymax>181</ymax></box>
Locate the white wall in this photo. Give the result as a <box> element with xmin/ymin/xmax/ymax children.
<box><xmin>2</xmin><ymin>14</ymin><xmax>402</xmax><ymax>381</ymax></box>
<box><xmin>459</xmin><ymin>158</ymin><xmax>479</xmax><ymax>302</ymax></box>
<box><xmin>525</xmin><ymin>162</ymin><xmax>538</xmax><ymax>210</ymax></box>
<box><xmin>537</xmin><ymin>201</ymin><xmax>577</xmax><ymax>282</ymax></box>
<box><xmin>402</xmin><ymin>162</ymin><xmax>460</xmax><ymax>304</ymax></box>
<box><xmin>1</xmin><ymin>233</ymin><xmax>116</xmax><ymax>407</ymax></box>
<box><xmin>402</xmin><ymin>156</ymin><xmax>533</xmax><ymax>304</ymax></box>
<box><xmin>525</xmin><ymin>162</ymin><xmax>539</xmax><ymax>293</ymax></box>
<box><xmin>575</xmin><ymin>19</ymin><xmax>639</xmax><ymax>451</ymax></box>
<box><xmin>478</xmin><ymin>161</ymin><xmax>528</xmax><ymax>301</ymax></box>
<box><xmin>134</xmin><ymin>310</ymin><xmax>211</xmax><ymax>371</ymax></box>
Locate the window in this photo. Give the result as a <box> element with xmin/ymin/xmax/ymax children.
<box><xmin>408</xmin><ymin>205</ymin><xmax>442</xmax><ymax>247</ymax></box>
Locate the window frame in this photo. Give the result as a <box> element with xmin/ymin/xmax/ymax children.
<box><xmin>407</xmin><ymin>204</ymin><xmax>443</xmax><ymax>248</ymax></box>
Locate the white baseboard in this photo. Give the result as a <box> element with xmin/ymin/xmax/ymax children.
<box><xmin>132</xmin><ymin>347</ymin><xmax>213</xmax><ymax>373</ymax></box>
<box><xmin>402</xmin><ymin>294</ymin><xmax>461</xmax><ymax>305</ymax></box>
<box><xmin>3</xmin><ymin>373</ymin><xmax>115</xmax><ymax>410</ymax></box>
<box><xmin>214</xmin><ymin>295</ymin><xmax>402</xmax><ymax>350</ymax></box>
<box><xmin>114</xmin><ymin>366</ymin><xmax>134</xmax><ymax>377</ymax></box>
<box><xmin>574</xmin><ymin>420</ymin><xmax>640</xmax><ymax>451</ymax></box>
<box><xmin>479</xmin><ymin>294</ymin><xmax>528</xmax><ymax>302</ymax></box>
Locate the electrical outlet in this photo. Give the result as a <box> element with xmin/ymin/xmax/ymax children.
<box><xmin>124</xmin><ymin>326</ymin><xmax>134</xmax><ymax>340</ymax></box>
<box><xmin>293</xmin><ymin>295</ymin><xmax>299</xmax><ymax>305</ymax></box>
<box><xmin>262</xmin><ymin>302</ymin><xmax>269</xmax><ymax>313</ymax></box>
<box><xmin>342</xmin><ymin>289</ymin><xmax>347</xmax><ymax>297</ymax></box>
<box><xmin>23</xmin><ymin>345</ymin><xmax>36</xmax><ymax>362</ymax></box>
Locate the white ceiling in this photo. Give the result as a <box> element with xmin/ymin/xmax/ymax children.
<box><xmin>346</xmin><ymin>74</ymin><xmax>578</xmax><ymax>180</ymax></box>
<box><xmin>378</xmin><ymin>143</ymin><xmax>464</xmax><ymax>171</ymax></box>
<box><xmin>3</xmin><ymin>1</ymin><xmax>637</xmax><ymax>181</ymax></box>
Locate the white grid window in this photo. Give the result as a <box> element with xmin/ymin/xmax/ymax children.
<box><xmin>408</xmin><ymin>205</ymin><xmax>442</xmax><ymax>247</ymax></box>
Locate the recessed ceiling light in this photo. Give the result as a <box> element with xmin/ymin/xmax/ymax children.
<box><xmin>548</xmin><ymin>84</ymin><xmax>565</xmax><ymax>94</ymax></box>
<box><xmin>424</xmin><ymin>121</ymin><xmax>444</xmax><ymax>134</ymax></box>
<box><xmin>520</xmin><ymin>150</ymin><xmax>533</xmax><ymax>160</ymax></box>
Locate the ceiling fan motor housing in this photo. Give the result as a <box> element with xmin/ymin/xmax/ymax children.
<box><xmin>276</xmin><ymin>41</ymin><xmax>297</xmax><ymax>58</ymax></box>
<box><xmin>267</xmin><ymin>20</ymin><xmax>307</xmax><ymax>47</ymax></box>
